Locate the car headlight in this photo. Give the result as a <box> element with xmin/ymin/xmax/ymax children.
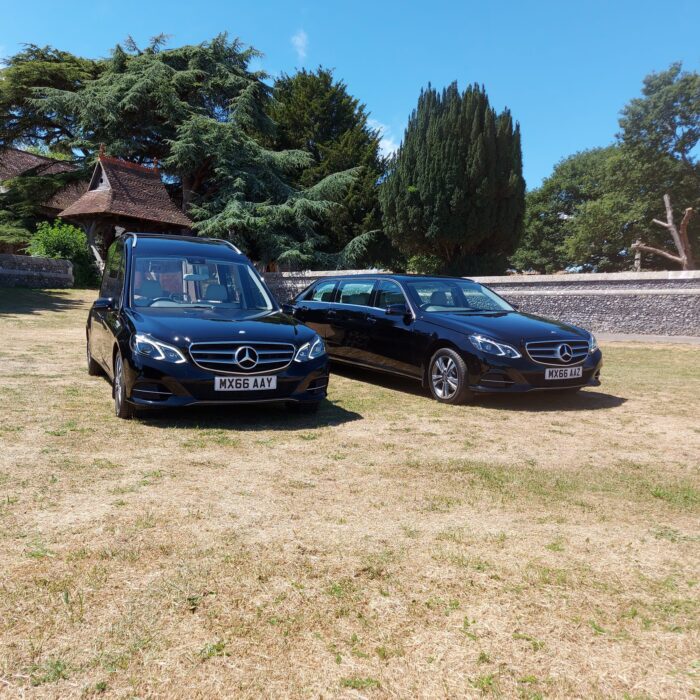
<box><xmin>589</xmin><ymin>333</ymin><xmax>598</xmax><ymax>353</ymax></box>
<box><xmin>468</xmin><ymin>334</ymin><xmax>521</xmax><ymax>359</ymax></box>
<box><xmin>294</xmin><ymin>335</ymin><xmax>326</xmax><ymax>362</ymax></box>
<box><xmin>130</xmin><ymin>333</ymin><xmax>187</xmax><ymax>364</ymax></box>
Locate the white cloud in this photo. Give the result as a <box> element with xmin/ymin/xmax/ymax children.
<box><xmin>368</xmin><ymin>118</ymin><xmax>400</xmax><ymax>158</ymax></box>
<box><xmin>291</xmin><ymin>30</ymin><xmax>308</xmax><ymax>62</ymax></box>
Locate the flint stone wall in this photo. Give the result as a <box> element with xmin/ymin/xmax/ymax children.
<box><xmin>0</xmin><ymin>254</ymin><xmax>74</xmax><ymax>288</ymax></box>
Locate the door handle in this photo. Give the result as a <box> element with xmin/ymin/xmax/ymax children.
<box><xmin>327</xmin><ymin>309</ymin><xmax>338</xmax><ymax>318</ymax></box>
<box><xmin>366</xmin><ymin>315</ymin><xmax>377</xmax><ymax>324</ymax></box>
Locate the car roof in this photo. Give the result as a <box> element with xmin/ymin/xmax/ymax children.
<box><xmin>122</xmin><ymin>233</ymin><xmax>247</xmax><ymax>261</ymax></box>
<box><xmin>312</xmin><ymin>273</ymin><xmax>475</xmax><ymax>283</ymax></box>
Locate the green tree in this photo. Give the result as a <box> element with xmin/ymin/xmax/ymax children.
<box><xmin>619</xmin><ymin>62</ymin><xmax>700</xmax><ymax>183</ymax></box>
<box><xmin>28</xmin><ymin>220</ymin><xmax>98</xmax><ymax>286</ymax></box>
<box><xmin>513</xmin><ymin>63</ymin><xmax>700</xmax><ymax>272</ymax></box>
<box><xmin>0</xmin><ymin>44</ymin><xmax>102</xmax><ymax>153</ymax></box>
<box><xmin>12</xmin><ymin>34</ymin><xmax>354</xmax><ymax>266</ymax></box>
<box><xmin>379</xmin><ymin>82</ymin><xmax>525</xmax><ymax>275</ymax></box>
<box><xmin>0</xmin><ymin>168</ymin><xmax>87</xmax><ymax>250</ymax></box>
<box><xmin>269</xmin><ymin>67</ymin><xmax>388</xmax><ymax>265</ymax></box>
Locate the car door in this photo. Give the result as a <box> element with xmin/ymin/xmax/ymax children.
<box><xmin>364</xmin><ymin>279</ymin><xmax>421</xmax><ymax>378</ymax></box>
<box><xmin>91</xmin><ymin>240</ymin><xmax>125</xmax><ymax>370</ymax></box>
<box><xmin>293</xmin><ymin>279</ymin><xmax>338</xmax><ymax>340</ymax></box>
<box><xmin>330</xmin><ymin>278</ymin><xmax>376</xmax><ymax>364</ymax></box>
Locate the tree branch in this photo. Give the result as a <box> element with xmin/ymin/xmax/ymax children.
<box><xmin>630</xmin><ymin>241</ymin><xmax>684</xmax><ymax>264</ymax></box>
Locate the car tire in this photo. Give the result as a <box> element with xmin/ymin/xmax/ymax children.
<box><xmin>113</xmin><ymin>352</ymin><xmax>136</xmax><ymax>420</ymax></box>
<box><xmin>86</xmin><ymin>337</ymin><xmax>101</xmax><ymax>376</ymax></box>
<box><xmin>428</xmin><ymin>347</ymin><xmax>473</xmax><ymax>405</ymax></box>
<box><xmin>287</xmin><ymin>401</ymin><xmax>320</xmax><ymax>414</ymax></box>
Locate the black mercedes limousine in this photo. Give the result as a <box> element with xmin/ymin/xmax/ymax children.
<box><xmin>86</xmin><ymin>234</ymin><xmax>328</xmax><ymax>418</ymax></box>
<box><xmin>286</xmin><ymin>274</ymin><xmax>602</xmax><ymax>404</ymax></box>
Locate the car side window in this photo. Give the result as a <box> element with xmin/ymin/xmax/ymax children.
<box><xmin>337</xmin><ymin>279</ymin><xmax>374</xmax><ymax>307</ymax></box>
<box><xmin>374</xmin><ymin>280</ymin><xmax>404</xmax><ymax>309</ymax></box>
<box><xmin>307</xmin><ymin>280</ymin><xmax>337</xmax><ymax>303</ymax></box>
<box><xmin>100</xmin><ymin>241</ymin><xmax>124</xmax><ymax>300</ymax></box>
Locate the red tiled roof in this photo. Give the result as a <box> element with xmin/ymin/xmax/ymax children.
<box><xmin>42</xmin><ymin>181</ymin><xmax>90</xmax><ymax>213</ymax></box>
<box><xmin>0</xmin><ymin>147</ymin><xmax>76</xmax><ymax>181</ymax></box>
<box><xmin>59</xmin><ymin>155</ymin><xmax>192</xmax><ymax>228</ymax></box>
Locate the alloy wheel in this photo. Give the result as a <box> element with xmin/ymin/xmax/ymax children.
<box><xmin>431</xmin><ymin>355</ymin><xmax>459</xmax><ymax>399</ymax></box>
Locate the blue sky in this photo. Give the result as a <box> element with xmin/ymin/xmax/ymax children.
<box><xmin>1</xmin><ymin>0</ymin><xmax>698</xmax><ymax>187</ymax></box>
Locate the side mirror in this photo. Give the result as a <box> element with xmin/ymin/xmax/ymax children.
<box><xmin>511</xmin><ymin>303</ymin><xmax>519</xmax><ymax>310</ymax></box>
<box><xmin>385</xmin><ymin>303</ymin><xmax>409</xmax><ymax>316</ymax></box>
<box><xmin>93</xmin><ymin>297</ymin><xmax>114</xmax><ymax>310</ymax></box>
<box><xmin>281</xmin><ymin>302</ymin><xmax>295</xmax><ymax>315</ymax></box>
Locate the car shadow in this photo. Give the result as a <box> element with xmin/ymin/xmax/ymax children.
<box><xmin>135</xmin><ymin>398</ymin><xmax>362</xmax><ymax>431</ymax></box>
<box><xmin>0</xmin><ymin>288</ymin><xmax>90</xmax><ymax>316</ymax></box>
<box><xmin>331</xmin><ymin>363</ymin><xmax>626</xmax><ymax>412</ymax></box>
<box><xmin>477</xmin><ymin>390</ymin><xmax>626</xmax><ymax>412</ymax></box>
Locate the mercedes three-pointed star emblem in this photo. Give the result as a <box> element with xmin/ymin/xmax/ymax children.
<box><xmin>234</xmin><ymin>345</ymin><xmax>259</xmax><ymax>369</ymax></box>
<box><xmin>557</xmin><ymin>343</ymin><xmax>573</xmax><ymax>363</ymax></box>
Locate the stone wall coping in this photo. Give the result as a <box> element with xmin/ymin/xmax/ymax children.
<box><xmin>472</xmin><ymin>270</ymin><xmax>700</xmax><ymax>284</ymax></box>
<box><xmin>0</xmin><ymin>254</ymin><xmax>72</xmax><ymax>271</ymax></box>
<box><xmin>502</xmin><ymin>288</ymin><xmax>700</xmax><ymax>296</ymax></box>
<box><xmin>263</xmin><ymin>269</ymin><xmax>700</xmax><ymax>284</ymax></box>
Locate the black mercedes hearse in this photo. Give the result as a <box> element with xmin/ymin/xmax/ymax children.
<box><xmin>86</xmin><ymin>234</ymin><xmax>328</xmax><ymax>418</ymax></box>
<box><xmin>287</xmin><ymin>274</ymin><xmax>602</xmax><ymax>404</ymax></box>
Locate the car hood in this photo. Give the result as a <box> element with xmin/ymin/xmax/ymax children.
<box><xmin>126</xmin><ymin>308</ymin><xmax>314</xmax><ymax>347</ymax></box>
<box><xmin>423</xmin><ymin>310</ymin><xmax>590</xmax><ymax>346</ymax></box>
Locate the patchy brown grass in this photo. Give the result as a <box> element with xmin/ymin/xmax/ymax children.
<box><xmin>0</xmin><ymin>288</ymin><xmax>698</xmax><ymax>699</ymax></box>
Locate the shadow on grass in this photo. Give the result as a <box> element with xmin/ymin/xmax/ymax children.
<box><xmin>331</xmin><ymin>363</ymin><xmax>626</xmax><ymax>412</ymax></box>
<box><xmin>134</xmin><ymin>398</ymin><xmax>362</xmax><ymax>431</ymax></box>
<box><xmin>0</xmin><ymin>288</ymin><xmax>90</xmax><ymax>316</ymax></box>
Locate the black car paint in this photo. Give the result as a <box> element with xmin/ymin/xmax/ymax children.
<box><xmin>86</xmin><ymin>234</ymin><xmax>329</xmax><ymax>410</ymax></box>
<box><xmin>290</xmin><ymin>274</ymin><xmax>603</xmax><ymax>394</ymax></box>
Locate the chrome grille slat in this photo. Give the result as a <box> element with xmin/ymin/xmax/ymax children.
<box><xmin>189</xmin><ymin>340</ymin><xmax>295</xmax><ymax>375</ymax></box>
<box><xmin>526</xmin><ymin>339</ymin><xmax>589</xmax><ymax>366</ymax></box>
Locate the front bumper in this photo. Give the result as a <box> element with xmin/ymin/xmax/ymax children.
<box><xmin>466</xmin><ymin>349</ymin><xmax>603</xmax><ymax>393</ymax></box>
<box><xmin>123</xmin><ymin>353</ymin><xmax>329</xmax><ymax>408</ymax></box>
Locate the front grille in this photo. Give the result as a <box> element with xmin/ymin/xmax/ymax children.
<box><xmin>189</xmin><ymin>341</ymin><xmax>296</xmax><ymax>375</ymax></box>
<box><xmin>526</xmin><ymin>339</ymin><xmax>590</xmax><ymax>366</ymax></box>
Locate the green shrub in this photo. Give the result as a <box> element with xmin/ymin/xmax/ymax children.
<box><xmin>28</xmin><ymin>221</ymin><xmax>99</xmax><ymax>287</ymax></box>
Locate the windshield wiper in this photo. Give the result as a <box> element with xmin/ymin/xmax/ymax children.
<box><xmin>450</xmin><ymin>309</ymin><xmax>508</xmax><ymax>314</ymax></box>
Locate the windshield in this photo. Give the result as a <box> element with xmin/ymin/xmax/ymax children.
<box><xmin>130</xmin><ymin>255</ymin><xmax>275</xmax><ymax>314</ymax></box>
<box><xmin>405</xmin><ymin>279</ymin><xmax>513</xmax><ymax>313</ymax></box>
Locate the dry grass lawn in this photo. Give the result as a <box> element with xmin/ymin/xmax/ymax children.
<box><xmin>0</xmin><ymin>288</ymin><xmax>699</xmax><ymax>699</ymax></box>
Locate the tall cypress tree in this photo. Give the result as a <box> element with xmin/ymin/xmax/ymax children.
<box><xmin>380</xmin><ymin>82</ymin><xmax>525</xmax><ymax>274</ymax></box>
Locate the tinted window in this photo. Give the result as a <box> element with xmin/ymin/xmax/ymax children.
<box><xmin>338</xmin><ymin>279</ymin><xmax>374</xmax><ymax>307</ymax></box>
<box><xmin>374</xmin><ymin>280</ymin><xmax>405</xmax><ymax>309</ymax></box>
<box><xmin>100</xmin><ymin>240</ymin><xmax>124</xmax><ymax>300</ymax></box>
<box><xmin>405</xmin><ymin>279</ymin><xmax>512</xmax><ymax>312</ymax></box>
<box><xmin>307</xmin><ymin>280</ymin><xmax>337</xmax><ymax>302</ymax></box>
<box><xmin>130</xmin><ymin>255</ymin><xmax>274</xmax><ymax>312</ymax></box>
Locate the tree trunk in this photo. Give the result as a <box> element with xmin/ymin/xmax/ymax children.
<box><xmin>631</xmin><ymin>194</ymin><xmax>695</xmax><ymax>270</ymax></box>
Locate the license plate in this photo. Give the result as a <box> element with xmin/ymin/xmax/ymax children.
<box><xmin>545</xmin><ymin>366</ymin><xmax>583</xmax><ymax>380</ymax></box>
<box><xmin>215</xmin><ymin>375</ymin><xmax>277</xmax><ymax>391</ymax></box>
